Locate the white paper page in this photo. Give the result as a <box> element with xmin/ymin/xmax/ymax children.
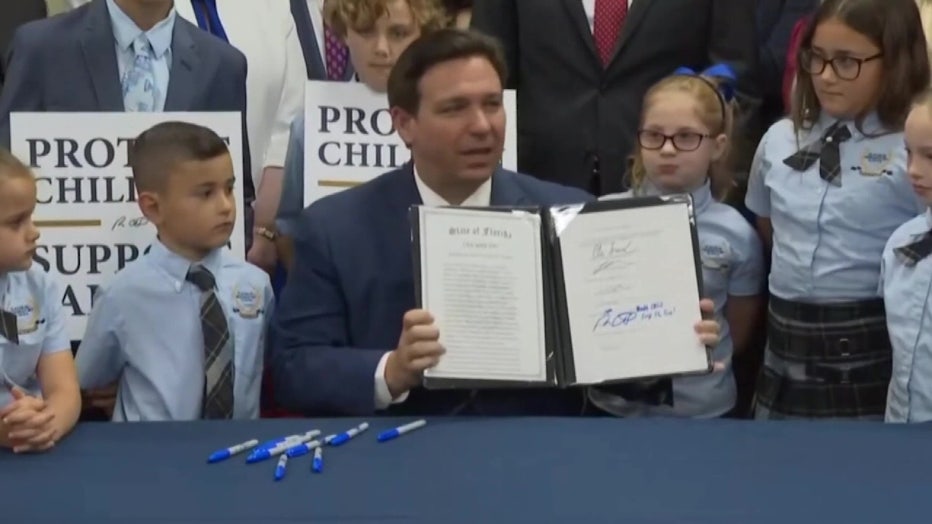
<box><xmin>557</xmin><ymin>202</ymin><xmax>708</xmax><ymax>384</ymax></box>
<box><xmin>419</xmin><ymin>207</ymin><xmax>548</xmax><ymax>382</ymax></box>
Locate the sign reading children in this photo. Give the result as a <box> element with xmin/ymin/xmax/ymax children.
<box><xmin>10</xmin><ymin>112</ymin><xmax>246</xmax><ymax>340</ymax></box>
<box><xmin>304</xmin><ymin>81</ymin><xmax>518</xmax><ymax>206</ymax></box>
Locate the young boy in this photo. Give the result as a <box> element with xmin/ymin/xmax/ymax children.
<box><xmin>0</xmin><ymin>148</ymin><xmax>80</xmax><ymax>452</ymax></box>
<box><xmin>75</xmin><ymin>122</ymin><xmax>273</xmax><ymax>421</ymax></box>
<box><xmin>883</xmin><ymin>91</ymin><xmax>932</xmax><ymax>423</ymax></box>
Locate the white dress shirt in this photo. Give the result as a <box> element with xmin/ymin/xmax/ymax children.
<box><xmin>372</xmin><ymin>167</ymin><xmax>493</xmax><ymax>409</ymax></box>
<box><xmin>581</xmin><ymin>0</ymin><xmax>635</xmax><ymax>32</ymax></box>
<box><xmin>172</xmin><ymin>0</ymin><xmax>305</xmax><ymax>188</ymax></box>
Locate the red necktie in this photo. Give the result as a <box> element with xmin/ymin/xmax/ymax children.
<box><xmin>324</xmin><ymin>24</ymin><xmax>349</xmax><ymax>81</ymax></box>
<box><xmin>593</xmin><ymin>0</ymin><xmax>627</xmax><ymax>66</ymax></box>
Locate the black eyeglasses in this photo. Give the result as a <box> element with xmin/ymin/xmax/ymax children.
<box><xmin>637</xmin><ymin>130</ymin><xmax>709</xmax><ymax>152</ymax></box>
<box><xmin>800</xmin><ymin>48</ymin><xmax>883</xmax><ymax>80</ymax></box>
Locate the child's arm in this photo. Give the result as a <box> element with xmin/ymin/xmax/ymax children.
<box><xmin>35</xmin><ymin>351</ymin><xmax>81</xmax><ymax>444</ymax></box>
<box><xmin>74</xmin><ymin>286</ymin><xmax>125</xmax><ymax>418</ymax></box>
<box><xmin>726</xmin><ymin>225</ymin><xmax>768</xmax><ymax>356</ymax></box>
<box><xmin>74</xmin><ymin>285</ymin><xmax>125</xmax><ymax>391</ymax></box>
<box><xmin>727</xmin><ymin>296</ymin><xmax>765</xmax><ymax>356</ymax></box>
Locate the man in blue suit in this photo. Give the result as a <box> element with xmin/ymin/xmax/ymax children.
<box><xmin>0</xmin><ymin>0</ymin><xmax>253</xmax><ymax>209</ymax></box>
<box><xmin>271</xmin><ymin>29</ymin><xmax>596</xmax><ymax>417</ymax></box>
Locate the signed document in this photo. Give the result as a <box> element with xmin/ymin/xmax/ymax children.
<box><xmin>411</xmin><ymin>196</ymin><xmax>709</xmax><ymax>389</ymax></box>
<box><xmin>556</xmin><ymin>200</ymin><xmax>709</xmax><ymax>384</ymax></box>
<box><xmin>414</xmin><ymin>207</ymin><xmax>549</xmax><ymax>384</ymax></box>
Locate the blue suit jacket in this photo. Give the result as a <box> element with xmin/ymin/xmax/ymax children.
<box><xmin>0</xmin><ymin>0</ymin><xmax>254</xmax><ymax>204</ymax></box>
<box><xmin>272</xmin><ymin>164</ymin><xmax>594</xmax><ymax>416</ymax></box>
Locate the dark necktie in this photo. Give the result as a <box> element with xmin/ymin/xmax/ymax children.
<box><xmin>186</xmin><ymin>265</ymin><xmax>234</xmax><ymax>419</ymax></box>
<box><xmin>324</xmin><ymin>24</ymin><xmax>349</xmax><ymax>81</ymax></box>
<box><xmin>894</xmin><ymin>230</ymin><xmax>932</xmax><ymax>266</ymax></box>
<box><xmin>0</xmin><ymin>309</ymin><xmax>17</xmax><ymax>344</ymax></box>
<box><xmin>782</xmin><ymin>122</ymin><xmax>852</xmax><ymax>186</ymax></box>
<box><xmin>593</xmin><ymin>0</ymin><xmax>627</xmax><ymax>66</ymax></box>
<box><xmin>191</xmin><ymin>0</ymin><xmax>230</xmax><ymax>42</ymax></box>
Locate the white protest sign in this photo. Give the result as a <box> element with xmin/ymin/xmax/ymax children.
<box><xmin>303</xmin><ymin>81</ymin><xmax>518</xmax><ymax>206</ymax></box>
<box><xmin>10</xmin><ymin>112</ymin><xmax>246</xmax><ymax>341</ymax></box>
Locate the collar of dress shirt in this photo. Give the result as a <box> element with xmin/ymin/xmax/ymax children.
<box><xmin>149</xmin><ymin>238</ymin><xmax>225</xmax><ymax>290</ymax></box>
<box><xmin>413</xmin><ymin>165</ymin><xmax>492</xmax><ymax>207</ymax></box>
<box><xmin>106</xmin><ymin>0</ymin><xmax>176</xmax><ymax>58</ymax></box>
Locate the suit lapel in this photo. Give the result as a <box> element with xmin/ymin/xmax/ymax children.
<box><xmin>490</xmin><ymin>169</ymin><xmax>532</xmax><ymax>206</ymax></box>
<box><xmin>80</xmin><ymin>0</ymin><xmax>124</xmax><ymax>111</ymax></box>
<box><xmin>164</xmin><ymin>20</ymin><xmax>201</xmax><ymax>111</ymax></box>
<box><xmin>560</xmin><ymin>0</ymin><xmax>599</xmax><ymax>63</ymax></box>
<box><xmin>606</xmin><ymin>0</ymin><xmax>658</xmax><ymax>68</ymax></box>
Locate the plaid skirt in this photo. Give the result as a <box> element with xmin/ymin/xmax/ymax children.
<box><xmin>754</xmin><ymin>296</ymin><xmax>892</xmax><ymax>420</ymax></box>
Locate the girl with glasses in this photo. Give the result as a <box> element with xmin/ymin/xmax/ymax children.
<box><xmin>589</xmin><ymin>68</ymin><xmax>765</xmax><ymax>419</ymax></box>
<box><xmin>745</xmin><ymin>0</ymin><xmax>930</xmax><ymax>420</ymax></box>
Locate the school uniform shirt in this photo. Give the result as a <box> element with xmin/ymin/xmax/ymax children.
<box><xmin>75</xmin><ymin>240</ymin><xmax>273</xmax><ymax>421</ymax></box>
<box><xmin>0</xmin><ymin>266</ymin><xmax>69</xmax><ymax>408</ymax></box>
<box><xmin>174</xmin><ymin>0</ymin><xmax>306</xmax><ymax>188</ymax></box>
<box><xmin>589</xmin><ymin>181</ymin><xmax>765</xmax><ymax>417</ymax></box>
<box><xmin>746</xmin><ymin>114</ymin><xmax>925</xmax><ymax>302</ymax></box>
<box><xmin>882</xmin><ymin>209</ymin><xmax>932</xmax><ymax>423</ymax></box>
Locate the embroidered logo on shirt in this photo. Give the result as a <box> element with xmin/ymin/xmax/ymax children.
<box><xmin>11</xmin><ymin>298</ymin><xmax>41</xmax><ymax>335</ymax></box>
<box><xmin>700</xmin><ymin>242</ymin><xmax>732</xmax><ymax>271</ymax></box>
<box><xmin>853</xmin><ymin>149</ymin><xmax>894</xmax><ymax>177</ymax></box>
<box><xmin>232</xmin><ymin>284</ymin><xmax>263</xmax><ymax>319</ymax></box>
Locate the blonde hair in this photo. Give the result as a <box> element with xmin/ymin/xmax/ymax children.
<box><xmin>0</xmin><ymin>148</ymin><xmax>32</xmax><ymax>181</ymax></box>
<box><xmin>323</xmin><ymin>0</ymin><xmax>447</xmax><ymax>37</ymax></box>
<box><xmin>628</xmin><ymin>74</ymin><xmax>736</xmax><ymax>200</ymax></box>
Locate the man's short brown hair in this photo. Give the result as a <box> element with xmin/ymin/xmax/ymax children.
<box><xmin>387</xmin><ymin>28</ymin><xmax>507</xmax><ymax>114</ymax></box>
<box><xmin>323</xmin><ymin>0</ymin><xmax>447</xmax><ymax>37</ymax></box>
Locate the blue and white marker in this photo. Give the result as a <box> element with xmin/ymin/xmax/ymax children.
<box><xmin>255</xmin><ymin>429</ymin><xmax>321</xmax><ymax>452</ymax></box>
<box><xmin>206</xmin><ymin>439</ymin><xmax>260</xmax><ymax>463</ymax></box>
<box><xmin>377</xmin><ymin>419</ymin><xmax>427</xmax><ymax>443</ymax></box>
<box><xmin>285</xmin><ymin>439</ymin><xmax>322</xmax><ymax>459</ymax></box>
<box><xmin>247</xmin><ymin>431</ymin><xmax>320</xmax><ymax>463</ymax></box>
<box><xmin>311</xmin><ymin>447</ymin><xmax>323</xmax><ymax>473</ymax></box>
<box><xmin>329</xmin><ymin>422</ymin><xmax>369</xmax><ymax>446</ymax></box>
<box><xmin>274</xmin><ymin>454</ymin><xmax>289</xmax><ymax>481</ymax></box>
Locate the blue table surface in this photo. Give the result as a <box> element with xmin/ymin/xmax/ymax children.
<box><xmin>1</xmin><ymin>417</ymin><xmax>930</xmax><ymax>523</ymax></box>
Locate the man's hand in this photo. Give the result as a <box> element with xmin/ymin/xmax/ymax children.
<box><xmin>384</xmin><ymin>310</ymin><xmax>445</xmax><ymax>398</ymax></box>
<box><xmin>247</xmin><ymin>235</ymin><xmax>278</xmax><ymax>274</ymax></box>
<box><xmin>0</xmin><ymin>387</ymin><xmax>57</xmax><ymax>453</ymax></box>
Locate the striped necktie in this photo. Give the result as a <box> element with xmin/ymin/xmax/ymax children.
<box><xmin>894</xmin><ymin>230</ymin><xmax>932</xmax><ymax>266</ymax></box>
<box><xmin>186</xmin><ymin>265</ymin><xmax>235</xmax><ymax>419</ymax></box>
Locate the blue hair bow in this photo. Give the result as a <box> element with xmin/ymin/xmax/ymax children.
<box><xmin>672</xmin><ymin>63</ymin><xmax>737</xmax><ymax>102</ymax></box>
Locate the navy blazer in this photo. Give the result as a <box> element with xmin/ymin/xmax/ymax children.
<box><xmin>272</xmin><ymin>164</ymin><xmax>594</xmax><ymax>416</ymax></box>
<box><xmin>0</xmin><ymin>0</ymin><xmax>254</xmax><ymax>204</ymax></box>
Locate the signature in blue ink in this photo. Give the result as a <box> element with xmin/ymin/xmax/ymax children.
<box><xmin>592</xmin><ymin>301</ymin><xmax>676</xmax><ymax>331</ymax></box>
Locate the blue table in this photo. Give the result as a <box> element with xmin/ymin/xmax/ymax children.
<box><xmin>2</xmin><ymin>417</ymin><xmax>930</xmax><ymax>523</ymax></box>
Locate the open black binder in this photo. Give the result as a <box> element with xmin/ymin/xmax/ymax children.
<box><xmin>410</xmin><ymin>194</ymin><xmax>710</xmax><ymax>391</ymax></box>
